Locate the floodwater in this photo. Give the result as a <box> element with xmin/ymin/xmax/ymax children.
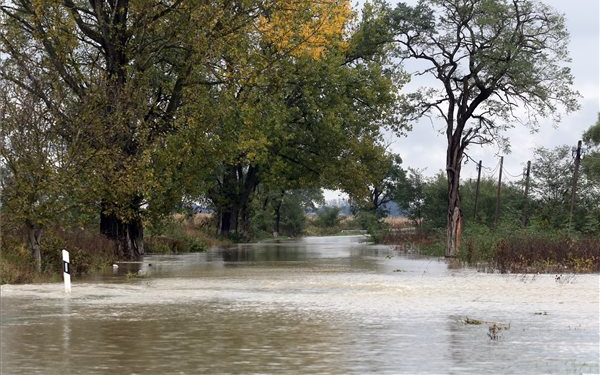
<box><xmin>1</xmin><ymin>236</ymin><xmax>598</xmax><ymax>374</ymax></box>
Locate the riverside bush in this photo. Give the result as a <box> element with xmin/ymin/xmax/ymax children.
<box><xmin>145</xmin><ymin>216</ymin><xmax>209</xmax><ymax>254</ymax></box>
<box><xmin>1</xmin><ymin>227</ymin><xmax>116</xmax><ymax>284</ymax></box>
<box><xmin>493</xmin><ymin>233</ymin><xmax>600</xmax><ymax>273</ymax></box>
<box><xmin>40</xmin><ymin>228</ymin><xmax>116</xmax><ymax>275</ymax></box>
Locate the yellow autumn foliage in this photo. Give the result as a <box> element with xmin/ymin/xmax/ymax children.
<box><xmin>258</xmin><ymin>0</ymin><xmax>353</xmax><ymax>59</ymax></box>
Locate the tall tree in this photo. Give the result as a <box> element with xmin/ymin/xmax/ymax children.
<box><xmin>385</xmin><ymin>0</ymin><xmax>579</xmax><ymax>256</ymax></box>
<box><xmin>0</xmin><ymin>73</ymin><xmax>90</xmax><ymax>271</ymax></box>
<box><xmin>1</xmin><ymin>1</ymin><xmax>262</xmax><ymax>258</ymax></box>
<box><xmin>190</xmin><ymin>1</ymin><xmax>405</xmax><ymax>238</ymax></box>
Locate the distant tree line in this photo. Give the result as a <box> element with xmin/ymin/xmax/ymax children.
<box><xmin>393</xmin><ymin>120</ymin><xmax>600</xmax><ymax>235</ymax></box>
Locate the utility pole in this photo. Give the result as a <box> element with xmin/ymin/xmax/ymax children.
<box><xmin>568</xmin><ymin>140</ymin><xmax>582</xmax><ymax>229</ymax></box>
<box><xmin>494</xmin><ymin>156</ymin><xmax>503</xmax><ymax>229</ymax></box>
<box><xmin>474</xmin><ymin>160</ymin><xmax>482</xmax><ymax>221</ymax></box>
<box><xmin>521</xmin><ymin>160</ymin><xmax>531</xmax><ymax>228</ymax></box>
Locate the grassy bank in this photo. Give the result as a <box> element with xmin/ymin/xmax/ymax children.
<box><xmin>145</xmin><ymin>213</ymin><xmax>227</xmax><ymax>254</ymax></box>
<box><xmin>380</xmin><ymin>221</ymin><xmax>600</xmax><ymax>273</ymax></box>
<box><xmin>1</xmin><ymin>227</ymin><xmax>117</xmax><ymax>284</ymax></box>
<box><xmin>1</xmin><ymin>214</ymin><xmax>227</xmax><ymax>284</ymax></box>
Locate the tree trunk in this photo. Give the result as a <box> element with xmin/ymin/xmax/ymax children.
<box><xmin>273</xmin><ymin>197</ymin><xmax>283</xmax><ymax>237</ymax></box>
<box><xmin>100</xmin><ymin>202</ymin><xmax>144</xmax><ymax>260</ymax></box>
<box><xmin>26</xmin><ymin>222</ymin><xmax>43</xmax><ymax>273</ymax></box>
<box><xmin>447</xmin><ymin>200</ymin><xmax>462</xmax><ymax>257</ymax></box>
<box><xmin>237</xmin><ymin>165</ymin><xmax>258</xmax><ymax>237</ymax></box>
<box><xmin>218</xmin><ymin>209</ymin><xmax>238</xmax><ymax>236</ymax></box>
<box><xmin>446</xmin><ymin>143</ymin><xmax>463</xmax><ymax>258</ymax></box>
<box><xmin>212</xmin><ymin>164</ymin><xmax>259</xmax><ymax>238</ymax></box>
<box><xmin>239</xmin><ymin>203</ymin><xmax>251</xmax><ymax>236</ymax></box>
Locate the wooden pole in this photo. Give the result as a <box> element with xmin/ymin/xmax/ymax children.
<box><xmin>494</xmin><ymin>156</ymin><xmax>504</xmax><ymax>229</ymax></box>
<box><xmin>568</xmin><ymin>140</ymin><xmax>582</xmax><ymax>229</ymax></box>
<box><xmin>474</xmin><ymin>160</ymin><xmax>482</xmax><ymax>222</ymax></box>
<box><xmin>521</xmin><ymin>160</ymin><xmax>531</xmax><ymax>228</ymax></box>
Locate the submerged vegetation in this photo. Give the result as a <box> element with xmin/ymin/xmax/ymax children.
<box><xmin>383</xmin><ymin>223</ymin><xmax>600</xmax><ymax>274</ymax></box>
<box><xmin>1</xmin><ymin>225</ymin><xmax>116</xmax><ymax>284</ymax></box>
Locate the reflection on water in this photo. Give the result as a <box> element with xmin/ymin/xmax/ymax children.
<box><xmin>2</xmin><ymin>236</ymin><xmax>599</xmax><ymax>374</ymax></box>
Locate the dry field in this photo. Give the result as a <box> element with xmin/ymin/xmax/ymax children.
<box><xmin>383</xmin><ymin>216</ymin><xmax>414</xmax><ymax>227</ymax></box>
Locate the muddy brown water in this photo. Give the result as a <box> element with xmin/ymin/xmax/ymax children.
<box><xmin>1</xmin><ymin>236</ymin><xmax>598</xmax><ymax>374</ymax></box>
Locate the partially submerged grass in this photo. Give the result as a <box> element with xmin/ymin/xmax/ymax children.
<box><xmin>493</xmin><ymin>234</ymin><xmax>600</xmax><ymax>273</ymax></box>
<box><xmin>146</xmin><ymin>213</ymin><xmax>228</xmax><ymax>254</ymax></box>
<box><xmin>461</xmin><ymin>317</ymin><xmax>511</xmax><ymax>340</ymax></box>
<box><xmin>464</xmin><ymin>317</ymin><xmax>483</xmax><ymax>325</ymax></box>
<box><xmin>1</xmin><ymin>226</ymin><xmax>116</xmax><ymax>284</ymax></box>
<box><xmin>1</xmin><ymin>213</ymin><xmax>226</xmax><ymax>284</ymax></box>
<box><xmin>383</xmin><ymin>219</ymin><xmax>600</xmax><ymax>274</ymax></box>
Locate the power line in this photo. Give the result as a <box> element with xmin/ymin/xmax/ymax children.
<box><xmin>484</xmin><ymin>159</ymin><xmax>501</xmax><ymax>177</ymax></box>
<box><xmin>502</xmin><ymin>165</ymin><xmax>523</xmax><ymax>179</ymax></box>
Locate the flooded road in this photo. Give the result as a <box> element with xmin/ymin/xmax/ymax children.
<box><xmin>1</xmin><ymin>236</ymin><xmax>599</xmax><ymax>374</ymax></box>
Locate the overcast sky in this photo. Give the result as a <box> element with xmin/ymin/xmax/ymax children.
<box><xmin>327</xmin><ymin>0</ymin><xmax>599</xmax><ymax>201</ymax></box>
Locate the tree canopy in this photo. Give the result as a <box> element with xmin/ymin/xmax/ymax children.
<box><xmin>1</xmin><ymin>0</ymin><xmax>406</xmax><ymax>264</ymax></box>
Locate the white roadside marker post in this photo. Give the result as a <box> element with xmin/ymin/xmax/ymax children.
<box><xmin>62</xmin><ymin>249</ymin><xmax>71</xmax><ymax>294</ymax></box>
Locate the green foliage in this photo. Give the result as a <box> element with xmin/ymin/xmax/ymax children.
<box><xmin>314</xmin><ymin>207</ymin><xmax>342</xmax><ymax>228</ymax></box>
<box><xmin>347</xmin><ymin>1</ymin><xmax>397</xmax><ymax>64</ymax></box>
<box><xmin>349</xmin><ymin>152</ymin><xmax>406</xmax><ymax>217</ymax></box>
<box><xmin>581</xmin><ymin>213</ymin><xmax>600</xmax><ymax>235</ymax></box>
<box><xmin>250</xmin><ymin>189</ymin><xmax>323</xmax><ymax>238</ymax></box>
<box><xmin>528</xmin><ymin>145</ymin><xmax>599</xmax><ymax>234</ymax></box>
<box><xmin>417</xmin><ymin>222</ymin><xmax>600</xmax><ymax>273</ymax></box>
<box><xmin>0</xmin><ymin>227</ymin><xmax>116</xmax><ymax>284</ymax></box>
<box><xmin>394</xmin><ymin>167</ymin><xmax>426</xmax><ymax>226</ymax></box>
<box><xmin>40</xmin><ymin>229</ymin><xmax>116</xmax><ymax>275</ymax></box>
<box><xmin>458</xmin><ymin>221</ymin><xmax>520</xmax><ymax>264</ymax></box>
<box><xmin>412</xmin><ymin>149</ymin><xmax>599</xmax><ymax>237</ymax></box>
<box><xmin>145</xmin><ymin>217</ymin><xmax>208</xmax><ymax>254</ymax></box>
<box><xmin>461</xmin><ymin>177</ymin><xmax>524</xmax><ymax>227</ymax></box>
<box><xmin>583</xmin><ymin>114</ymin><xmax>600</xmax><ymax>144</ymax></box>
<box><xmin>198</xmin><ymin>31</ymin><xmax>403</xmax><ymax>237</ymax></box>
<box><xmin>355</xmin><ymin>210</ymin><xmax>382</xmax><ymax>234</ymax></box>
<box><xmin>417</xmin><ymin>229</ymin><xmax>446</xmax><ymax>257</ymax></box>
<box><xmin>1</xmin><ymin>0</ymin><xmax>406</xmax><ymax>266</ymax></box>
<box><xmin>0</xmin><ymin>234</ymin><xmax>39</xmax><ymax>284</ymax></box>
<box><xmin>0</xmin><ymin>74</ymin><xmax>96</xmax><ymax>271</ymax></box>
<box><xmin>278</xmin><ymin>195</ymin><xmax>309</xmax><ymax>237</ymax></box>
<box><xmin>420</xmin><ymin>172</ymin><xmax>448</xmax><ymax>230</ymax></box>
<box><xmin>388</xmin><ymin>0</ymin><xmax>580</xmax><ymax>125</ymax></box>
<box><xmin>582</xmin><ymin>114</ymin><xmax>600</xmax><ymax>183</ymax></box>
<box><xmin>145</xmin><ymin>236</ymin><xmax>206</xmax><ymax>254</ymax></box>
